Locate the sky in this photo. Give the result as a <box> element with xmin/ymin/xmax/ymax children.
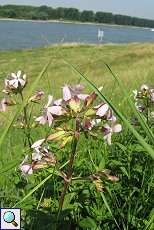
<box><xmin>0</xmin><ymin>0</ymin><xmax>153</xmax><ymax>20</ymax></box>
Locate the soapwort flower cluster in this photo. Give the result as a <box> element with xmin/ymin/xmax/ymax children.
<box><xmin>0</xmin><ymin>70</ymin><xmax>27</xmax><ymax>111</ymax></box>
<box><xmin>35</xmin><ymin>84</ymin><xmax>122</xmax><ymax>146</ymax></box>
<box><xmin>21</xmin><ymin>84</ymin><xmax>122</xmax><ymax>175</ymax></box>
<box><xmin>3</xmin><ymin>70</ymin><xmax>27</xmax><ymax>94</ymax></box>
<box><xmin>0</xmin><ymin>70</ymin><xmax>45</xmax><ymax>111</ymax></box>
<box><xmin>133</xmin><ymin>84</ymin><xmax>154</xmax><ymax>120</ymax></box>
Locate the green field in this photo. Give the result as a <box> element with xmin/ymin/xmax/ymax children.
<box><xmin>0</xmin><ymin>43</ymin><xmax>154</xmax><ymax>230</ymax></box>
<box><xmin>0</xmin><ymin>43</ymin><xmax>154</xmax><ymax>107</ymax></box>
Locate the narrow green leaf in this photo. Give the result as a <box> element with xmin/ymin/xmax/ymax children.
<box><xmin>12</xmin><ymin>172</ymin><xmax>53</xmax><ymax>208</ymax></box>
<box><xmin>145</xmin><ymin>209</ymin><xmax>154</xmax><ymax>230</ymax></box>
<box><xmin>101</xmin><ymin>193</ymin><xmax>120</xmax><ymax>230</ymax></box>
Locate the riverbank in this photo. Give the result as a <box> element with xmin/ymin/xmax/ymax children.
<box><xmin>0</xmin><ymin>17</ymin><xmax>150</xmax><ymax>29</ymax></box>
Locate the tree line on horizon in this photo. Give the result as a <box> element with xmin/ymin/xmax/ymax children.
<box><xmin>0</xmin><ymin>4</ymin><xmax>154</xmax><ymax>28</ymax></box>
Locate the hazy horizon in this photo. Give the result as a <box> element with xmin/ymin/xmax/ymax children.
<box><xmin>0</xmin><ymin>0</ymin><xmax>154</xmax><ymax>20</ymax></box>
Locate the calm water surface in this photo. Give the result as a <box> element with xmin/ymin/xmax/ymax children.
<box><xmin>0</xmin><ymin>20</ymin><xmax>154</xmax><ymax>50</ymax></box>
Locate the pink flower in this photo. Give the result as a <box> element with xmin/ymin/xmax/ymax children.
<box><xmin>0</xmin><ymin>98</ymin><xmax>16</xmax><ymax>112</ymax></box>
<box><xmin>105</xmin><ymin>109</ymin><xmax>116</xmax><ymax>122</ymax></box>
<box><xmin>48</xmin><ymin>106</ymin><xmax>64</xmax><ymax>116</ymax></box>
<box><xmin>70</xmin><ymin>84</ymin><xmax>84</xmax><ymax>95</ymax></box>
<box><xmin>150</xmin><ymin>89</ymin><xmax>154</xmax><ymax>102</ymax></box>
<box><xmin>63</xmin><ymin>85</ymin><xmax>72</xmax><ymax>101</ymax></box>
<box><xmin>53</xmin><ymin>98</ymin><xmax>63</xmax><ymax>106</ymax></box>
<box><xmin>62</xmin><ymin>84</ymin><xmax>89</xmax><ymax>102</ymax></box>
<box><xmin>20</xmin><ymin>164</ymin><xmax>33</xmax><ymax>175</ymax></box>
<box><xmin>35</xmin><ymin>95</ymin><xmax>53</xmax><ymax>126</ymax></box>
<box><xmin>78</xmin><ymin>94</ymin><xmax>89</xmax><ymax>100</ymax></box>
<box><xmin>0</xmin><ymin>98</ymin><xmax>7</xmax><ymax>112</ymax></box>
<box><xmin>103</xmin><ymin>123</ymin><xmax>122</xmax><ymax>145</ymax></box>
<box><xmin>20</xmin><ymin>155</ymin><xmax>33</xmax><ymax>175</ymax></box>
<box><xmin>35</xmin><ymin>95</ymin><xmax>65</xmax><ymax>127</ymax></box>
<box><xmin>95</xmin><ymin>103</ymin><xmax>109</xmax><ymax>117</ymax></box>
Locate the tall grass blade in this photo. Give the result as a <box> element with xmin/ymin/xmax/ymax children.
<box><xmin>145</xmin><ymin>209</ymin><xmax>154</xmax><ymax>230</ymax></box>
<box><xmin>12</xmin><ymin>172</ymin><xmax>53</xmax><ymax>208</ymax></box>
<box><xmin>101</xmin><ymin>193</ymin><xmax>120</xmax><ymax>229</ymax></box>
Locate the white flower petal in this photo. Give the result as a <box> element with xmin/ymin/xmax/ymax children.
<box><xmin>63</xmin><ymin>85</ymin><xmax>72</xmax><ymax>101</ymax></box>
<box><xmin>48</xmin><ymin>106</ymin><xmax>63</xmax><ymax>115</ymax></box>
<box><xmin>78</xmin><ymin>94</ymin><xmax>89</xmax><ymax>100</ymax></box>
<box><xmin>151</xmin><ymin>112</ymin><xmax>154</xmax><ymax>118</ymax></box>
<box><xmin>46</xmin><ymin>95</ymin><xmax>53</xmax><ymax>107</ymax></box>
<box><xmin>32</xmin><ymin>151</ymin><xmax>42</xmax><ymax>161</ymax></box>
<box><xmin>54</xmin><ymin>98</ymin><xmax>62</xmax><ymax>106</ymax></box>
<box><xmin>47</xmin><ymin>111</ymin><xmax>53</xmax><ymax>127</ymax></box>
<box><xmin>31</xmin><ymin>138</ymin><xmax>45</xmax><ymax>149</ymax></box>
<box><xmin>0</xmin><ymin>99</ymin><xmax>7</xmax><ymax>112</ymax></box>
<box><xmin>104</xmin><ymin>133</ymin><xmax>112</xmax><ymax>145</ymax></box>
<box><xmin>98</xmin><ymin>86</ymin><xmax>103</xmax><ymax>91</ymax></box>
<box><xmin>110</xmin><ymin>115</ymin><xmax>117</xmax><ymax>122</ymax></box>
<box><xmin>112</xmin><ymin>124</ymin><xmax>122</xmax><ymax>133</ymax></box>
<box><xmin>21</xmin><ymin>155</ymin><xmax>29</xmax><ymax>165</ymax></box>
<box><xmin>20</xmin><ymin>164</ymin><xmax>33</xmax><ymax>175</ymax></box>
<box><xmin>11</xmin><ymin>73</ymin><xmax>17</xmax><ymax>79</ymax></box>
<box><xmin>103</xmin><ymin>123</ymin><xmax>111</xmax><ymax>131</ymax></box>
<box><xmin>141</xmin><ymin>84</ymin><xmax>149</xmax><ymax>91</ymax></box>
<box><xmin>91</xmin><ymin>119</ymin><xmax>101</xmax><ymax>127</ymax></box>
<box><xmin>5</xmin><ymin>79</ymin><xmax>9</xmax><ymax>87</ymax></box>
<box><xmin>96</xmin><ymin>104</ymin><xmax>109</xmax><ymax>117</ymax></box>
<box><xmin>22</xmin><ymin>74</ymin><xmax>26</xmax><ymax>80</ymax></box>
<box><xmin>35</xmin><ymin>116</ymin><xmax>47</xmax><ymax>125</ymax></box>
<box><xmin>9</xmin><ymin>79</ymin><xmax>18</xmax><ymax>88</ymax></box>
<box><xmin>17</xmin><ymin>70</ymin><xmax>22</xmax><ymax>78</ymax></box>
<box><xmin>19</xmin><ymin>78</ymin><xmax>26</xmax><ymax>87</ymax></box>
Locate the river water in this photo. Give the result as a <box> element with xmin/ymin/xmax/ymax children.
<box><xmin>0</xmin><ymin>20</ymin><xmax>154</xmax><ymax>50</ymax></box>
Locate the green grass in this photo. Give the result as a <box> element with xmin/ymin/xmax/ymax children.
<box><xmin>0</xmin><ymin>43</ymin><xmax>154</xmax><ymax>230</ymax></box>
<box><xmin>0</xmin><ymin>43</ymin><xmax>154</xmax><ymax>98</ymax></box>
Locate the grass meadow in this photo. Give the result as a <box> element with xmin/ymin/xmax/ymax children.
<box><xmin>0</xmin><ymin>43</ymin><xmax>154</xmax><ymax>230</ymax></box>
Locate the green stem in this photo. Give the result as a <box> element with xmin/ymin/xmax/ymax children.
<box><xmin>58</xmin><ymin>117</ymin><xmax>80</xmax><ymax>214</ymax></box>
<box><xmin>58</xmin><ymin>135</ymin><xmax>78</xmax><ymax>213</ymax></box>
<box><xmin>147</xmin><ymin>98</ymin><xmax>149</xmax><ymax>125</ymax></box>
<box><xmin>20</xmin><ymin>92</ymin><xmax>31</xmax><ymax>148</ymax></box>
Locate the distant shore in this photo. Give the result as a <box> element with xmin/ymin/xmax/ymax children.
<box><xmin>0</xmin><ymin>17</ymin><xmax>150</xmax><ymax>29</ymax></box>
